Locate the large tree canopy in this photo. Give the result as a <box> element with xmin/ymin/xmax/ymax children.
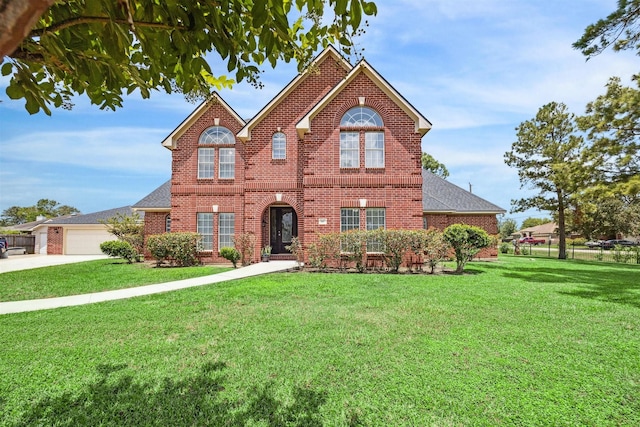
<box><xmin>421</xmin><ymin>152</ymin><xmax>449</xmax><ymax>179</ymax></box>
<box><xmin>577</xmin><ymin>76</ymin><xmax>640</xmax><ymax>197</ymax></box>
<box><xmin>504</xmin><ymin>102</ymin><xmax>585</xmax><ymax>259</ymax></box>
<box><xmin>573</xmin><ymin>0</ymin><xmax>640</xmax><ymax>58</ymax></box>
<box><xmin>0</xmin><ymin>199</ymin><xmax>80</xmax><ymax>226</ymax></box>
<box><xmin>0</xmin><ymin>0</ymin><xmax>377</xmax><ymax>115</ymax></box>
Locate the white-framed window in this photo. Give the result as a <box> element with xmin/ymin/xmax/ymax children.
<box><xmin>219</xmin><ymin>148</ymin><xmax>235</xmax><ymax>179</ymax></box>
<box><xmin>197</xmin><ymin>213</ymin><xmax>213</xmax><ymax>251</ymax></box>
<box><xmin>219</xmin><ymin>213</ymin><xmax>235</xmax><ymax>251</ymax></box>
<box><xmin>366</xmin><ymin>208</ymin><xmax>386</xmax><ymax>252</ymax></box>
<box><xmin>198</xmin><ymin>147</ymin><xmax>215</xmax><ymax>179</ymax></box>
<box><xmin>198</xmin><ymin>126</ymin><xmax>235</xmax><ymax>180</ymax></box>
<box><xmin>340</xmin><ymin>106</ymin><xmax>383</xmax><ymax>127</ymax></box>
<box><xmin>165</xmin><ymin>215</ymin><xmax>171</xmax><ymax>233</ymax></box>
<box><xmin>272</xmin><ymin>132</ymin><xmax>286</xmax><ymax>159</ymax></box>
<box><xmin>340</xmin><ymin>107</ymin><xmax>384</xmax><ymax>169</ymax></box>
<box><xmin>340</xmin><ymin>132</ymin><xmax>359</xmax><ymax>168</ymax></box>
<box><xmin>365</xmin><ymin>132</ymin><xmax>385</xmax><ymax>168</ymax></box>
<box><xmin>199</xmin><ymin>126</ymin><xmax>235</xmax><ymax>144</ymax></box>
<box><xmin>341</xmin><ymin>208</ymin><xmax>360</xmax><ymax>232</ymax></box>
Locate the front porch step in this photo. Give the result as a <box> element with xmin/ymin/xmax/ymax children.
<box><xmin>269</xmin><ymin>254</ymin><xmax>296</xmax><ymax>261</ymax></box>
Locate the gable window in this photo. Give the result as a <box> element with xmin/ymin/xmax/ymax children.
<box><xmin>198</xmin><ymin>126</ymin><xmax>235</xmax><ymax>180</ymax></box>
<box><xmin>219</xmin><ymin>148</ymin><xmax>235</xmax><ymax>179</ymax></box>
<box><xmin>272</xmin><ymin>132</ymin><xmax>286</xmax><ymax>159</ymax></box>
<box><xmin>219</xmin><ymin>213</ymin><xmax>235</xmax><ymax>251</ymax></box>
<box><xmin>340</xmin><ymin>106</ymin><xmax>384</xmax><ymax>169</ymax></box>
<box><xmin>197</xmin><ymin>213</ymin><xmax>213</xmax><ymax>251</ymax></box>
<box><xmin>340</xmin><ymin>132</ymin><xmax>359</xmax><ymax>168</ymax></box>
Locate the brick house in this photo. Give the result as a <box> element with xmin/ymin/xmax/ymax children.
<box><xmin>134</xmin><ymin>47</ymin><xmax>504</xmax><ymax>263</ymax></box>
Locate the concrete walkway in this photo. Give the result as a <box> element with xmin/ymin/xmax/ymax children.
<box><xmin>0</xmin><ymin>259</ymin><xmax>298</xmax><ymax>315</ymax></box>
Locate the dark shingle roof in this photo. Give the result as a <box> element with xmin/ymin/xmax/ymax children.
<box><xmin>422</xmin><ymin>170</ymin><xmax>506</xmax><ymax>214</ymax></box>
<box><xmin>47</xmin><ymin>206</ymin><xmax>142</xmax><ymax>225</ymax></box>
<box><xmin>132</xmin><ymin>180</ymin><xmax>171</xmax><ymax>209</ymax></box>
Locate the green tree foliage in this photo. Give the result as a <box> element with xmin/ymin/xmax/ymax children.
<box><xmin>233</xmin><ymin>232</ymin><xmax>256</xmax><ymax>266</ymax></box>
<box><xmin>421</xmin><ymin>152</ymin><xmax>449</xmax><ymax>179</ymax></box>
<box><xmin>443</xmin><ymin>224</ymin><xmax>490</xmax><ymax>274</ymax></box>
<box><xmin>573</xmin><ymin>0</ymin><xmax>640</xmax><ymax>59</ymax></box>
<box><xmin>569</xmin><ymin>194</ymin><xmax>640</xmax><ymax>239</ymax></box>
<box><xmin>421</xmin><ymin>228</ymin><xmax>450</xmax><ymax>274</ymax></box>
<box><xmin>1</xmin><ymin>0</ymin><xmax>377</xmax><ymax>115</ymax></box>
<box><xmin>504</xmin><ymin>102</ymin><xmax>585</xmax><ymax>259</ymax></box>
<box><xmin>100</xmin><ymin>212</ymin><xmax>144</xmax><ymax>255</ymax></box>
<box><xmin>577</xmin><ymin>77</ymin><xmax>640</xmax><ymax>197</ymax></box>
<box><xmin>498</xmin><ymin>217</ymin><xmax>518</xmax><ymax>239</ymax></box>
<box><xmin>0</xmin><ymin>199</ymin><xmax>80</xmax><ymax>225</ymax></box>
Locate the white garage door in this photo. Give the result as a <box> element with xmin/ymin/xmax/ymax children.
<box><xmin>65</xmin><ymin>229</ymin><xmax>113</xmax><ymax>255</ymax></box>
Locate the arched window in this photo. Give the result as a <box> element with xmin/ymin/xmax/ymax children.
<box><xmin>340</xmin><ymin>106</ymin><xmax>383</xmax><ymax>127</ymax></box>
<box><xmin>199</xmin><ymin>126</ymin><xmax>235</xmax><ymax>144</ymax></box>
<box><xmin>272</xmin><ymin>132</ymin><xmax>286</xmax><ymax>160</ymax></box>
<box><xmin>198</xmin><ymin>126</ymin><xmax>236</xmax><ymax>179</ymax></box>
<box><xmin>340</xmin><ymin>107</ymin><xmax>384</xmax><ymax>169</ymax></box>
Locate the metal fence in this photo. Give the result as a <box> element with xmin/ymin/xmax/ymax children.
<box><xmin>502</xmin><ymin>242</ymin><xmax>640</xmax><ymax>265</ymax></box>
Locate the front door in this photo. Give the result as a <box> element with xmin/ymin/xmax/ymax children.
<box><xmin>270</xmin><ymin>207</ymin><xmax>297</xmax><ymax>254</ymax></box>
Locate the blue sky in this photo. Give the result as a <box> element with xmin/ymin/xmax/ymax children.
<box><xmin>0</xmin><ymin>0</ymin><xmax>637</xmax><ymax>227</ymax></box>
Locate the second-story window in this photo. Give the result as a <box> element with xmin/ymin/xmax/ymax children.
<box><xmin>339</xmin><ymin>106</ymin><xmax>384</xmax><ymax>169</ymax></box>
<box><xmin>198</xmin><ymin>126</ymin><xmax>235</xmax><ymax>179</ymax></box>
<box><xmin>272</xmin><ymin>132</ymin><xmax>286</xmax><ymax>159</ymax></box>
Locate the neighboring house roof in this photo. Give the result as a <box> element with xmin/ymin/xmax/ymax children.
<box><xmin>161</xmin><ymin>92</ymin><xmax>245</xmax><ymax>150</ymax></box>
<box><xmin>297</xmin><ymin>58</ymin><xmax>432</xmax><ymax>138</ymax></box>
<box><xmin>238</xmin><ymin>45</ymin><xmax>352</xmax><ymax>142</ymax></box>
<box><xmin>422</xmin><ymin>170</ymin><xmax>506</xmax><ymax>214</ymax></box>
<box><xmin>132</xmin><ymin>180</ymin><xmax>171</xmax><ymax>211</ymax></box>
<box><xmin>2</xmin><ymin>217</ymin><xmax>67</xmax><ymax>233</ymax></box>
<box><xmin>44</xmin><ymin>206</ymin><xmax>142</xmax><ymax>225</ymax></box>
<box><xmin>520</xmin><ymin>222</ymin><xmax>557</xmax><ymax>235</ymax></box>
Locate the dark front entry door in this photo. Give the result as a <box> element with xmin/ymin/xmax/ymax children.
<box><xmin>270</xmin><ymin>207</ymin><xmax>297</xmax><ymax>254</ymax></box>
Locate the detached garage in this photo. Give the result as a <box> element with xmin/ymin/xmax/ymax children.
<box><xmin>37</xmin><ymin>206</ymin><xmax>142</xmax><ymax>255</ymax></box>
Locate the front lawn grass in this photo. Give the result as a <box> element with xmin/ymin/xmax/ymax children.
<box><xmin>0</xmin><ymin>259</ymin><xmax>230</xmax><ymax>301</ymax></box>
<box><xmin>1</xmin><ymin>256</ymin><xmax>639</xmax><ymax>426</ymax></box>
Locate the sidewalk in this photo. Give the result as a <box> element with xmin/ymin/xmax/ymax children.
<box><xmin>0</xmin><ymin>260</ymin><xmax>298</xmax><ymax>315</ymax></box>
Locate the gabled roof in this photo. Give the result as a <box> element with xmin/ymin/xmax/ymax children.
<box><xmin>2</xmin><ymin>217</ymin><xmax>64</xmax><ymax>232</ymax></box>
<box><xmin>297</xmin><ymin>59</ymin><xmax>432</xmax><ymax>138</ymax></box>
<box><xmin>520</xmin><ymin>222</ymin><xmax>557</xmax><ymax>235</ymax></box>
<box><xmin>45</xmin><ymin>206</ymin><xmax>142</xmax><ymax>225</ymax></box>
<box><xmin>238</xmin><ymin>46</ymin><xmax>352</xmax><ymax>142</ymax></box>
<box><xmin>132</xmin><ymin>180</ymin><xmax>171</xmax><ymax>211</ymax></box>
<box><xmin>161</xmin><ymin>92</ymin><xmax>245</xmax><ymax>150</ymax></box>
<box><xmin>422</xmin><ymin>170</ymin><xmax>505</xmax><ymax>214</ymax></box>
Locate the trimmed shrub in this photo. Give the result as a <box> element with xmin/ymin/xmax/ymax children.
<box><xmin>100</xmin><ymin>240</ymin><xmax>138</xmax><ymax>264</ymax></box>
<box><xmin>308</xmin><ymin>233</ymin><xmax>341</xmax><ymax>270</ymax></box>
<box><xmin>443</xmin><ymin>224</ymin><xmax>490</xmax><ymax>274</ymax></box>
<box><xmin>422</xmin><ymin>228</ymin><xmax>450</xmax><ymax>274</ymax></box>
<box><xmin>285</xmin><ymin>236</ymin><xmax>304</xmax><ymax>268</ymax></box>
<box><xmin>146</xmin><ymin>232</ymin><xmax>201</xmax><ymax>267</ymax></box>
<box><xmin>220</xmin><ymin>247</ymin><xmax>241</xmax><ymax>268</ymax></box>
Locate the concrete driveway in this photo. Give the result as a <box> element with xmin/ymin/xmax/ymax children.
<box><xmin>0</xmin><ymin>254</ymin><xmax>109</xmax><ymax>274</ymax></box>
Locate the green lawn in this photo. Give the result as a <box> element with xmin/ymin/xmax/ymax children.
<box><xmin>1</xmin><ymin>256</ymin><xmax>638</xmax><ymax>426</ymax></box>
<box><xmin>0</xmin><ymin>259</ymin><xmax>230</xmax><ymax>301</ymax></box>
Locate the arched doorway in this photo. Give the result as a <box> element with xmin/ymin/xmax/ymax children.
<box><xmin>268</xmin><ymin>206</ymin><xmax>298</xmax><ymax>254</ymax></box>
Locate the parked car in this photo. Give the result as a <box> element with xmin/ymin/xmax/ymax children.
<box><xmin>601</xmin><ymin>239</ymin><xmax>639</xmax><ymax>249</ymax></box>
<box><xmin>518</xmin><ymin>236</ymin><xmax>546</xmax><ymax>245</ymax></box>
<box><xmin>585</xmin><ymin>240</ymin><xmax>604</xmax><ymax>249</ymax></box>
<box><xmin>0</xmin><ymin>236</ymin><xmax>7</xmax><ymax>258</ymax></box>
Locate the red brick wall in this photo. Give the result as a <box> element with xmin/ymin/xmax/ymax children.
<box><xmin>47</xmin><ymin>227</ymin><xmax>63</xmax><ymax>255</ymax></box>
